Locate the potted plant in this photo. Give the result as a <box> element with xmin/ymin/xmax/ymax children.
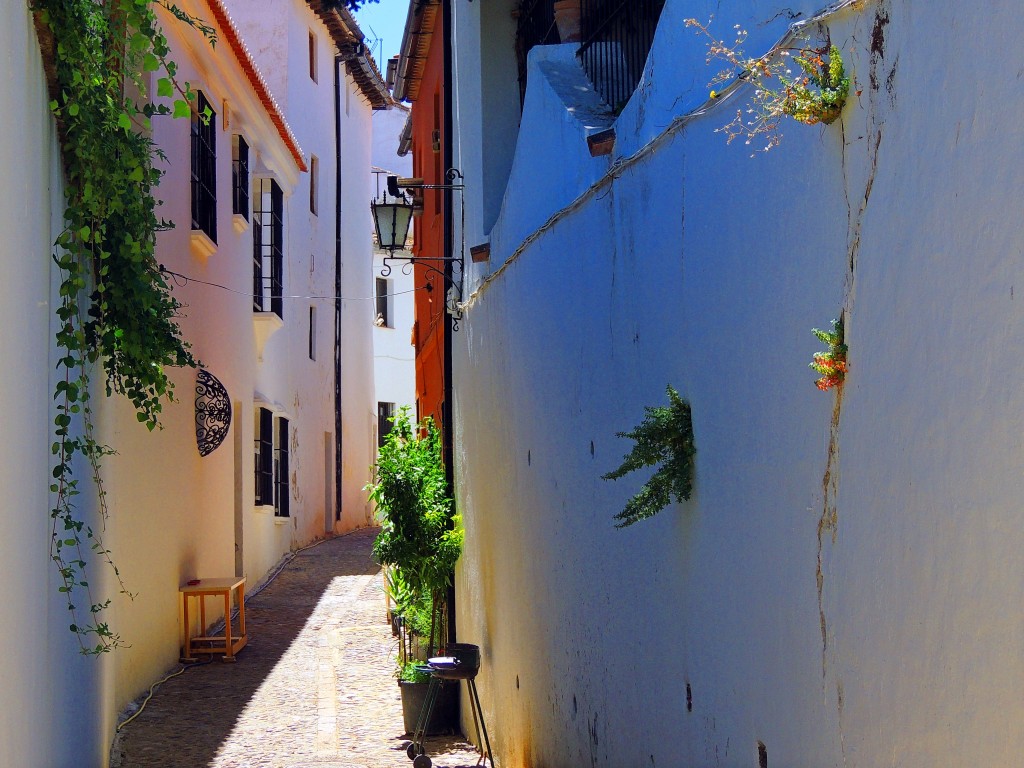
<box><xmin>368</xmin><ymin>408</ymin><xmax>463</xmax><ymax>734</ymax></box>
<box><xmin>554</xmin><ymin>0</ymin><xmax>582</xmax><ymax>43</ymax></box>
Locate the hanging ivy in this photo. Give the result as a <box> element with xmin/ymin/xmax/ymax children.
<box><xmin>33</xmin><ymin>0</ymin><xmax>214</xmax><ymax>653</ymax></box>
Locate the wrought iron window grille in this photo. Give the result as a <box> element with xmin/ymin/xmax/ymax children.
<box><xmin>232</xmin><ymin>135</ymin><xmax>249</xmax><ymax>220</ymax></box>
<box><xmin>195</xmin><ymin>369</ymin><xmax>231</xmax><ymax>457</ymax></box>
<box><xmin>253</xmin><ymin>178</ymin><xmax>284</xmax><ymax>318</ymax></box>
<box><xmin>191</xmin><ymin>90</ymin><xmax>217</xmax><ymax>242</ymax></box>
<box><xmin>274</xmin><ymin>417</ymin><xmax>290</xmax><ymax>517</ymax></box>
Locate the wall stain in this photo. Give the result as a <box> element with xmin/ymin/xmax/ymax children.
<box><xmin>869</xmin><ymin>7</ymin><xmax>890</xmax><ymax>91</ymax></box>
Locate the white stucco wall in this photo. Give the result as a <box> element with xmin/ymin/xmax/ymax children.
<box><xmin>0</xmin><ymin>8</ymin><xmax>110</xmax><ymax>767</ymax></box>
<box><xmin>337</xmin><ymin>66</ymin><xmax>378</xmax><ymax>531</ymax></box>
<box><xmin>453</xmin><ymin>1</ymin><xmax>1024</xmax><ymax>766</ymax></box>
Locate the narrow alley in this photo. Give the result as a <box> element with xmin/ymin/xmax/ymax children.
<box><xmin>110</xmin><ymin>529</ymin><xmax>482</xmax><ymax>768</ymax></box>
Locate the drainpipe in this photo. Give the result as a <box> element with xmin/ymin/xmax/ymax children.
<box><xmin>334</xmin><ymin>54</ymin><xmax>344</xmax><ymax>527</ymax></box>
<box><xmin>442</xmin><ymin>0</ymin><xmax>457</xmax><ymax>644</ymax></box>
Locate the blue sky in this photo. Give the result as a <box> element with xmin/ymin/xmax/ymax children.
<box><xmin>354</xmin><ymin>1</ymin><xmax>409</xmax><ymax>69</ymax></box>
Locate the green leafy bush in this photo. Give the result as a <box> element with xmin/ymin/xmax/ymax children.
<box><xmin>603</xmin><ymin>386</ymin><xmax>696</xmax><ymax>528</ymax></box>
<box><xmin>369</xmin><ymin>408</ymin><xmax>462</xmax><ymax>655</ymax></box>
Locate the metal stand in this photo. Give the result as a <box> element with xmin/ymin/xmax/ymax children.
<box><xmin>407</xmin><ymin>669</ymin><xmax>495</xmax><ymax>768</ymax></box>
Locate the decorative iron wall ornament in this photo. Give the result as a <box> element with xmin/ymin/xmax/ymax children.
<box><xmin>195</xmin><ymin>369</ymin><xmax>232</xmax><ymax>457</ymax></box>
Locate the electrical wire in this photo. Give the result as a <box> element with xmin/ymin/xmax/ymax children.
<box><xmin>159</xmin><ymin>266</ymin><xmax>426</xmax><ymax>301</ymax></box>
<box><xmin>115</xmin><ymin>657</ymin><xmax>214</xmax><ymax>732</ymax></box>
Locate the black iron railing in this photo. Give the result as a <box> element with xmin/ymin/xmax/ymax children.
<box><xmin>515</xmin><ymin>0</ymin><xmax>560</xmax><ymax>105</ymax></box>
<box><xmin>515</xmin><ymin>0</ymin><xmax>665</xmax><ymax>111</ymax></box>
<box><xmin>578</xmin><ymin>0</ymin><xmax>665</xmax><ymax>111</ymax></box>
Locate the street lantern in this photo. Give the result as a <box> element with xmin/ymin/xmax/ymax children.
<box><xmin>371</xmin><ymin>192</ymin><xmax>414</xmax><ymax>253</ymax></box>
<box><xmin>370</xmin><ymin>171</ymin><xmax>466</xmax><ymax>328</ymax></box>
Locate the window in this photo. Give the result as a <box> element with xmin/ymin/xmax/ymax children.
<box><xmin>274</xmin><ymin>417</ymin><xmax>290</xmax><ymax>516</ymax></box>
<box><xmin>375</xmin><ymin>277</ymin><xmax>391</xmax><ymax>328</ymax></box>
<box><xmin>191</xmin><ymin>90</ymin><xmax>217</xmax><ymax>242</ymax></box>
<box><xmin>309</xmin><ymin>155</ymin><xmax>319</xmax><ymax>215</ymax></box>
<box><xmin>308</xmin><ymin>30</ymin><xmax>318</xmax><ymax>83</ymax></box>
<box><xmin>232</xmin><ymin>135</ymin><xmax>249</xmax><ymax>220</ymax></box>
<box><xmin>378</xmin><ymin>402</ymin><xmax>396</xmax><ymax>448</ymax></box>
<box><xmin>308</xmin><ymin>305</ymin><xmax>317</xmax><ymax>360</ymax></box>
<box><xmin>255</xmin><ymin>407</ymin><xmax>274</xmax><ymax>506</ymax></box>
<box><xmin>253</xmin><ymin>178</ymin><xmax>284</xmax><ymax>317</ymax></box>
<box><xmin>255</xmin><ymin>407</ymin><xmax>290</xmax><ymax>516</ymax></box>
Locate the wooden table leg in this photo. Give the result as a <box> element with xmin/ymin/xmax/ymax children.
<box><xmin>238</xmin><ymin>585</ymin><xmax>246</xmax><ymax>638</ymax></box>
<box><xmin>223</xmin><ymin>589</ymin><xmax>233</xmax><ymax>661</ymax></box>
<box><xmin>182</xmin><ymin>593</ymin><xmax>193</xmax><ymax>660</ymax></box>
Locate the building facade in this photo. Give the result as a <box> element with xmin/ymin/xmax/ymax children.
<box><xmin>450</xmin><ymin>0</ymin><xmax>1024</xmax><ymax>765</ymax></box>
<box><xmin>392</xmin><ymin>0</ymin><xmax>450</xmax><ymax>432</ymax></box>
<box><xmin>2</xmin><ymin>2</ymin><xmax>387</xmax><ymax>764</ymax></box>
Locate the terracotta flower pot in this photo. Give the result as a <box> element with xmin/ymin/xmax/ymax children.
<box><xmin>554</xmin><ymin>0</ymin><xmax>582</xmax><ymax>43</ymax></box>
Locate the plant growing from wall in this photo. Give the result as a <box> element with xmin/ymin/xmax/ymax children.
<box><xmin>603</xmin><ymin>385</ymin><xmax>696</xmax><ymax>528</ymax></box>
<box><xmin>369</xmin><ymin>408</ymin><xmax>463</xmax><ymax>655</ymax></box>
<box><xmin>684</xmin><ymin>18</ymin><xmax>850</xmax><ymax>151</ymax></box>
<box><xmin>810</xmin><ymin>318</ymin><xmax>848</xmax><ymax>391</ymax></box>
<box><xmin>33</xmin><ymin>0</ymin><xmax>213</xmax><ymax>653</ymax></box>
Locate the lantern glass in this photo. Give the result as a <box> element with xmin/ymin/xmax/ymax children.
<box><xmin>372</xmin><ymin>198</ymin><xmax>414</xmax><ymax>251</ymax></box>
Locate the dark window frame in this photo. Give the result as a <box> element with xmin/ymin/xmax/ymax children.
<box><xmin>375</xmin><ymin>277</ymin><xmax>391</xmax><ymax>328</ymax></box>
<box><xmin>309</xmin><ymin>155</ymin><xmax>319</xmax><ymax>215</ymax></box>
<box><xmin>232</xmin><ymin>134</ymin><xmax>249</xmax><ymax>220</ymax></box>
<box><xmin>191</xmin><ymin>90</ymin><xmax>217</xmax><ymax>242</ymax></box>
<box><xmin>253</xmin><ymin>178</ymin><xmax>284</xmax><ymax>318</ymax></box>
<box><xmin>377</xmin><ymin>402</ymin><xmax>396</xmax><ymax>448</ymax></box>
<box><xmin>308</xmin><ymin>305</ymin><xmax>317</xmax><ymax>360</ymax></box>
<box><xmin>255</xmin><ymin>407</ymin><xmax>274</xmax><ymax>506</ymax></box>
<box><xmin>308</xmin><ymin>29</ymin><xmax>318</xmax><ymax>83</ymax></box>
<box><xmin>274</xmin><ymin>417</ymin><xmax>290</xmax><ymax>517</ymax></box>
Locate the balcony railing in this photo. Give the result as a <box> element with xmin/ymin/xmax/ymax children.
<box><xmin>515</xmin><ymin>0</ymin><xmax>666</xmax><ymax>112</ymax></box>
<box><xmin>515</xmin><ymin>0</ymin><xmax>560</xmax><ymax>105</ymax></box>
<box><xmin>578</xmin><ymin>0</ymin><xmax>665</xmax><ymax>111</ymax></box>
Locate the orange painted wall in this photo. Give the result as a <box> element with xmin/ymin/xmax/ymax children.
<box><xmin>410</xmin><ymin>4</ymin><xmax>447</xmax><ymax>434</ymax></box>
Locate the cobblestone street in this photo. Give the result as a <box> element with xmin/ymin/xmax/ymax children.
<box><xmin>111</xmin><ymin>528</ymin><xmax>484</xmax><ymax>768</ymax></box>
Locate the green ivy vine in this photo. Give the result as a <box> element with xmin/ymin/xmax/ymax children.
<box><xmin>603</xmin><ymin>385</ymin><xmax>697</xmax><ymax>528</ymax></box>
<box><xmin>33</xmin><ymin>0</ymin><xmax>214</xmax><ymax>653</ymax></box>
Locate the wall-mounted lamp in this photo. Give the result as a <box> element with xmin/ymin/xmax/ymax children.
<box><xmin>370</xmin><ymin>168</ymin><xmax>465</xmax><ymax>328</ymax></box>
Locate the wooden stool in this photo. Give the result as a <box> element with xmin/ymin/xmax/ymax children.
<box><xmin>180</xmin><ymin>577</ymin><xmax>247</xmax><ymax>662</ymax></box>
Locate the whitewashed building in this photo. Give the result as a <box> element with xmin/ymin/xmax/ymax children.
<box><xmin>450</xmin><ymin>1</ymin><xmax>1024</xmax><ymax>766</ymax></box>
<box><xmin>2</xmin><ymin>1</ymin><xmax>388</xmax><ymax>764</ymax></box>
<box><xmin>1</xmin><ymin>7</ymin><xmax>107</xmax><ymax>765</ymax></box>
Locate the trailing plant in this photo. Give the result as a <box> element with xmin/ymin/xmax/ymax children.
<box><xmin>810</xmin><ymin>318</ymin><xmax>848</xmax><ymax>391</ymax></box>
<box><xmin>34</xmin><ymin>0</ymin><xmax>213</xmax><ymax>653</ymax></box>
<box><xmin>603</xmin><ymin>385</ymin><xmax>696</xmax><ymax>528</ymax></box>
<box><xmin>684</xmin><ymin>18</ymin><xmax>850</xmax><ymax>152</ymax></box>
<box><xmin>369</xmin><ymin>408</ymin><xmax>462</xmax><ymax>655</ymax></box>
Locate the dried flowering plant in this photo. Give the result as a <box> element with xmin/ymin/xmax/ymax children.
<box><xmin>684</xmin><ymin>18</ymin><xmax>850</xmax><ymax>152</ymax></box>
<box><xmin>810</xmin><ymin>318</ymin><xmax>848</xmax><ymax>391</ymax></box>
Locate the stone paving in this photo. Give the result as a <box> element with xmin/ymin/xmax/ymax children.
<box><xmin>111</xmin><ymin>528</ymin><xmax>486</xmax><ymax>768</ymax></box>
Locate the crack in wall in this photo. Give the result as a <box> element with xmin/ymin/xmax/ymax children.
<box><xmin>817</xmin><ymin>5</ymin><xmax>893</xmax><ymax>763</ymax></box>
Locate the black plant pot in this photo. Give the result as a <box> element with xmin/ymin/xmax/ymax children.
<box><xmin>399</xmin><ymin>679</ymin><xmax>458</xmax><ymax>736</ymax></box>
